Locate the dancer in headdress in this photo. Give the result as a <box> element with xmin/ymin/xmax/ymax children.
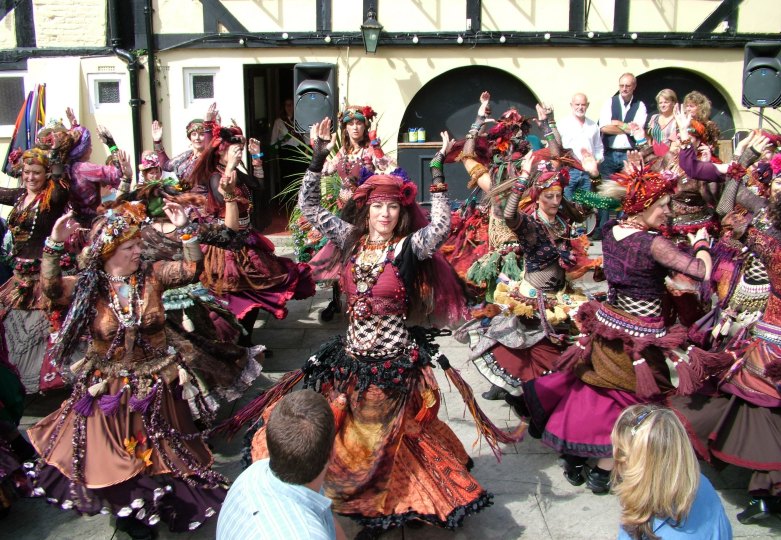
<box><xmin>28</xmin><ymin>202</ymin><xmax>227</xmax><ymax>538</ymax></box>
<box><xmin>225</xmin><ymin>120</ymin><xmax>521</xmax><ymax>537</ymax></box>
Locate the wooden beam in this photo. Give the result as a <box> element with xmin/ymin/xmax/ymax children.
<box><xmin>1</xmin><ymin>0</ymin><xmax>14</xmax><ymax>22</ymax></box>
<box><xmin>613</xmin><ymin>0</ymin><xmax>629</xmax><ymax>33</ymax></box>
<box><xmin>466</xmin><ymin>0</ymin><xmax>481</xmax><ymax>33</ymax></box>
<box><xmin>569</xmin><ymin>0</ymin><xmax>585</xmax><ymax>33</ymax></box>
<box><xmin>153</xmin><ymin>31</ymin><xmax>781</xmax><ymax>51</ymax></box>
<box><xmin>695</xmin><ymin>0</ymin><xmax>743</xmax><ymax>33</ymax></box>
<box><xmin>15</xmin><ymin>0</ymin><xmax>35</xmax><ymax>48</ymax></box>
<box><xmin>200</xmin><ymin>0</ymin><xmax>248</xmax><ymax>33</ymax></box>
<box><xmin>316</xmin><ymin>0</ymin><xmax>331</xmax><ymax>32</ymax></box>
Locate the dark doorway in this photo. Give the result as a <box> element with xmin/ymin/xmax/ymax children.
<box><xmin>397</xmin><ymin>66</ymin><xmax>540</xmax><ymax>203</ymax></box>
<box><xmin>635</xmin><ymin>68</ymin><xmax>736</xmax><ymax>139</ymax></box>
<box><xmin>243</xmin><ymin>63</ymin><xmax>297</xmax><ymax>233</ymax></box>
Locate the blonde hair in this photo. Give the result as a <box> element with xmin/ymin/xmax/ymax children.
<box><xmin>655</xmin><ymin>88</ymin><xmax>678</xmax><ymax>105</ymax></box>
<box><xmin>611</xmin><ymin>405</ymin><xmax>700</xmax><ymax>540</ymax></box>
<box><xmin>683</xmin><ymin>91</ymin><xmax>712</xmax><ymax>120</ymax></box>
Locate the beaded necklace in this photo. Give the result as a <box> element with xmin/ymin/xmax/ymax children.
<box><xmin>8</xmin><ymin>192</ymin><xmax>42</xmax><ymax>254</ymax></box>
<box><xmin>349</xmin><ymin>236</ymin><xmax>396</xmax><ymax>319</ymax></box>
<box><xmin>535</xmin><ymin>207</ymin><xmax>570</xmax><ymax>243</ymax></box>
<box><xmin>617</xmin><ymin>218</ymin><xmax>650</xmax><ymax>231</ymax></box>
<box><xmin>103</xmin><ymin>271</ymin><xmax>144</xmax><ymax>328</ymax></box>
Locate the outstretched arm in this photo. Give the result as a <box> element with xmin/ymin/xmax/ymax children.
<box><xmin>410</xmin><ymin>132</ymin><xmax>453</xmax><ymax>260</ymax></box>
<box><xmin>298</xmin><ymin>118</ymin><xmax>354</xmax><ymax>249</ymax></box>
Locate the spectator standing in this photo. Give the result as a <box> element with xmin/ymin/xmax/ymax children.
<box><xmin>559</xmin><ymin>92</ymin><xmax>603</xmax><ymax>201</ymax></box>
<box><xmin>597</xmin><ymin>73</ymin><xmax>648</xmax><ymax>239</ymax></box>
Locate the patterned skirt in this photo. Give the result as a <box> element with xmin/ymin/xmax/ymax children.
<box><xmin>250</xmin><ymin>335</ymin><xmax>492</xmax><ymax>530</ymax></box>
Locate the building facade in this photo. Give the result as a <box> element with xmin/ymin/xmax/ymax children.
<box><xmin>1</xmin><ymin>0</ymin><xmax>779</xmax><ymax>197</ymax></box>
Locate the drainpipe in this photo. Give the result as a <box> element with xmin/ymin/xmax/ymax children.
<box><xmin>107</xmin><ymin>0</ymin><xmax>144</xmax><ymax>173</ymax></box>
<box><xmin>144</xmin><ymin>0</ymin><xmax>159</xmax><ymax>122</ymax></box>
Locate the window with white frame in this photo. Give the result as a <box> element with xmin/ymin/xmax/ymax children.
<box><xmin>184</xmin><ymin>68</ymin><xmax>218</xmax><ymax>105</ymax></box>
<box><xmin>0</xmin><ymin>75</ymin><xmax>25</xmax><ymax>127</ymax></box>
<box><xmin>87</xmin><ymin>73</ymin><xmax>124</xmax><ymax>112</ymax></box>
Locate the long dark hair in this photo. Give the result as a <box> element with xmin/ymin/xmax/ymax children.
<box><xmin>341</xmin><ymin>122</ymin><xmax>370</xmax><ymax>154</ymax></box>
<box><xmin>336</xmin><ymin>200</ymin><xmax>440</xmax><ymax>322</ymax></box>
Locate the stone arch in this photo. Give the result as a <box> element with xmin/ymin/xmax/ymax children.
<box><xmin>635</xmin><ymin>67</ymin><xmax>736</xmax><ymax>139</ymax></box>
<box><xmin>398</xmin><ymin>65</ymin><xmax>540</xmax><ymax>143</ymax></box>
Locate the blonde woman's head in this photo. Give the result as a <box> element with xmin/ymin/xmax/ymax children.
<box><xmin>611</xmin><ymin>405</ymin><xmax>700</xmax><ymax>540</ymax></box>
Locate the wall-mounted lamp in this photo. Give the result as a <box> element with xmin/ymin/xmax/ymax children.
<box><xmin>361</xmin><ymin>5</ymin><xmax>382</xmax><ymax>53</ymax></box>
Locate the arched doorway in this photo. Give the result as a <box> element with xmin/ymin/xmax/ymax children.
<box><xmin>635</xmin><ymin>68</ymin><xmax>735</xmax><ymax>139</ymax></box>
<box><xmin>397</xmin><ymin>66</ymin><xmax>539</xmax><ymax>202</ymax></box>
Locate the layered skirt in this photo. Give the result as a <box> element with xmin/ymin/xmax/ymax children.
<box><xmin>201</xmin><ymin>230</ymin><xmax>315</xmax><ymax>320</ymax></box>
<box><xmin>27</xmin><ymin>367</ymin><xmax>227</xmax><ymax>532</ymax></box>
<box><xmin>248</xmin><ymin>335</ymin><xmax>493</xmax><ymax>530</ymax></box>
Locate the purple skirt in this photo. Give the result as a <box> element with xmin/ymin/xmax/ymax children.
<box><xmin>523</xmin><ymin>371</ymin><xmax>647</xmax><ymax>457</ymax></box>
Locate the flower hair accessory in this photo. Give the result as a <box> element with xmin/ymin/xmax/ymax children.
<box><xmin>99</xmin><ymin>202</ymin><xmax>148</xmax><ymax>258</ymax></box>
<box><xmin>340</xmin><ymin>105</ymin><xmax>376</xmax><ymax>126</ymax></box>
<box><xmin>770</xmin><ymin>153</ymin><xmax>781</xmax><ymax>178</ymax></box>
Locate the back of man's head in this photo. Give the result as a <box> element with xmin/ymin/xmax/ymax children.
<box><xmin>267</xmin><ymin>389</ymin><xmax>336</xmax><ymax>485</ymax></box>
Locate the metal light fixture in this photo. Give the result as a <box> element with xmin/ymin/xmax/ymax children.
<box><xmin>361</xmin><ymin>5</ymin><xmax>382</xmax><ymax>53</ymax></box>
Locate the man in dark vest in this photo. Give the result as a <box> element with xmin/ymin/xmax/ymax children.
<box><xmin>595</xmin><ymin>73</ymin><xmax>647</xmax><ymax>239</ymax></box>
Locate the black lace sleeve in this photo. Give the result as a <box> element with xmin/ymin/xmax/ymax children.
<box><xmin>298</xmin><ymin>169</ymin><xmax>354</xmax><ymax>250</ymax></box>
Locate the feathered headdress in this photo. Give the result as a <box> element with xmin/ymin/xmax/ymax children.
<box><xmin>610</xmin><ymin>165</ymin><xmax>677</xmax><ymax>215</ymax></box>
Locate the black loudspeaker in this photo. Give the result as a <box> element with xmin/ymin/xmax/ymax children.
<box><xmin>293</xmin><ymin>62</ymin><xmax>338</xmax><ymax>133</ymax></box>
<box><xmin>742</xmin><ymin>41</ymin><xmax>781</xmax><ymax>108</ymax></box>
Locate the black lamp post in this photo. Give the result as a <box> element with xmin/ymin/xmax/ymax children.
<box><xmin>361</xmin><ymin>5</ymin><xmax>382</xmax><ymax>53</ymax></box>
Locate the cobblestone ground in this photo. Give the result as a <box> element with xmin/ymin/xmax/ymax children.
<box><xmin>5</xmin><ymin>244</ymin><xmax>781</xmax><ymax>539</ymax></box>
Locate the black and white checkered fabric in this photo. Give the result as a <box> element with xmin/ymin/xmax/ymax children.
<box><xmin>346</xmin><ymin>314</ymin><xmax>410</xmax><ymax>359</ymax></box>
<box><xmin>743</xmin><ymin>254</ymin><xmax>769</xmax><ymax>284</ymax></box>
<box><xmin>614</xmin><ymin>294</ymin><xmax>662</xmax><ymax>318</ymax></box>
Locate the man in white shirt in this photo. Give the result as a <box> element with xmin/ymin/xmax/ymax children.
<box><xmin>558</xmin><ymin>93</ymin><xmax>603</xmax><ymax>201</ymax></box>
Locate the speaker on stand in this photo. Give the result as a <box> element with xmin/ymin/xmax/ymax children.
<box><xmin>742</xmin><ymin>41</ymin><xmax>781</xmax><ymax>129</ymax></box>
<box><xmin>293</xmin><ymin>63</ymin><xmax>338</xmax><ymax>137</ymax></box>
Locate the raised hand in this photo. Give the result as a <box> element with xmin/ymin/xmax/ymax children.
<box><xmin>225</xmin><ymin>144</ymin><xmax>243</xmax><ymax>171</ymax></box>
<box><xmin>151</xmin><ymin>120</ymin><xmax>164</xmax><ymax>143</ymax></box>
<box><xmin>97</xmin><ymin>125</ymin><xmax>114</xmax><ymax>146</ymax></box>
<box><xmin>50</xmin><ymin>211</ymin><xmax>77</xmax><ymax>242</ymax></box>
<box><xmin>115</xmin><ymin>150</ymin><xmax>132</xmax><ymax>177</ymax></box>
<box><xmin>205</xmin><ymin>102</ymin><xmax>218</xmax><ymax>122</ymax></box>
<box><xmin>673</xmin><ymin>104</ymin><xmax>691</xmax><ymax>131</ymax></box>
<box><xmin>478</xmin><ymin>91</ymin><xmax>491</xmax><ymax>118</ymax></box>
<box><xmin>218</xmin><ymin>170</ymin><xmax>238</xmax><ymax>196</ymax></box>
<box><xmin>65</xmin><ymin>107</ymin><xmax>78</xmax><ymax>128</ymax></box>
<box><xmin>520</xmin><ymin>148</ymin><xmax>535</xmax><ymax>176</ymax></box>
<box><xmin>439</xmin><ymin>131</ymin><xmax>454</xmax><ymax>155</ymax></box>
<box><xmin>162</xmin><ymin>201</ymin><xmax>188</xmax><ymax>228</ymax></box>
<box><xmin>249</xmin><ymin>138</ymin><xmax>261</xmax><ymax>156</ymax></box>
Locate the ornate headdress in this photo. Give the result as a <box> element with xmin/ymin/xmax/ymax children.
<box><xmin>98</xmin><ymin>201</ymin><xmax>148</xmax><ymax>259</ymax></box>
<box><xmin>22</xmin><ymin>147</ymin><xmax>50</xmax><ymax>169</ymax></box>
<box><xmin>210</xmin><ymin>124</ymin><xmax>245</xmax><ymax>152</ymax></box>
<box><xmin>487</xmin><ymin>108</ymin><xmax>531</xmax><ymax>156</ymax></box>
<box><xmin>352</xmin><ymin>168</ymin><xmax>417</xmax><ymax>208</ymax></box>
<box><xmin>186</xmin><ymin>118</ymin><xmax>206</xmax><ymax>137</ymax></box>
<box><xmin>771</xmin><ymin>153</ymin><xmax>781</xmax><ymax>178</ymax></box>
<box><xmin>67</xmin><ymin>126</ymin><xmax>92</xmax><ymax>161</ymax></box>
<box><xmin>340</xmin><ymin>105</ymin><xmax>376</xmax><ymax>126</ymax></box>
<box><xmin>612</xmin><ymin>165</ymin><xmax>677</xmax><ymax>215</ymax></box>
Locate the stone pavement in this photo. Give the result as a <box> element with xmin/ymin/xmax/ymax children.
<box><xmin>5</xmin><ymin>244</ymin><xmax>781</xmax><ymax>539</ymax></box>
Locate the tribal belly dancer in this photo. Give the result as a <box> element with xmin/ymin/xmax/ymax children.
<box><xmin>0</xmin><ymin>148</ymin><xmax>73</xmax><ymax>392</ymax></box>
<box><xmin>456</xmin><ymin>149</ymin><xmax>589</xmax><ymax>402</ymax></box>
<box><xmin>670</xmin><ymin>149</ymin><xmax>781</xmax><ymax>525</ymax></box>
<box><xmin>190</xmin><ymin>124</ymin><xmax>315</xmax><ymax>345</ymax></box>
<box><xmin>27</xmin><ymin>202</ymin><xmax>227</xmax><ymax>538</ymax></box>
<box><xmin>518</xmin><ymin>162</ymin><xmax>714</xmax><ymax>495</ymax></box>
<box><xmin>223</xmin><ymin>120</ymin><xmax>522</xmax><ymax>537</ymax></box>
